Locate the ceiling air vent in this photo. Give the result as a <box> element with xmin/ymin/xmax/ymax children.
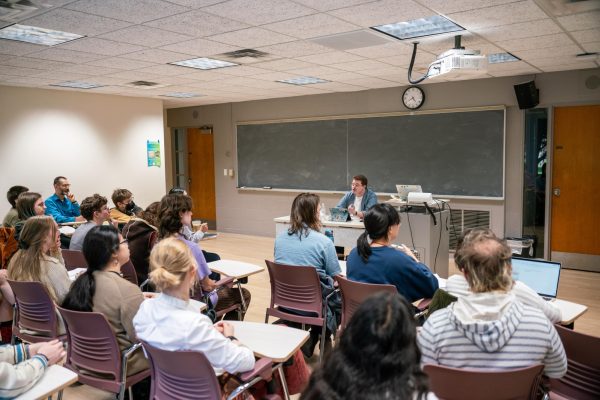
<box><xmin>221</xmin><ymin>49</ymin><xmax>270</xmax><ymax>59</ymax></box>
<box><xmin>0</xmin><ymin>0</ymin><xmax>44</xmax><ymax>22</ymax></box>
<box><xmin>123</xmin><ymin>80</ymin><xmax>168</xmax><ymax>89</ymax></box>
<box><xmin>217</xmin><ymin>48</ymin><xmax>279</xmax><ymax>64</ymax></box>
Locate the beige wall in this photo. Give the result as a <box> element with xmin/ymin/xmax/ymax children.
<box><xmin>0</xmin><ymin>86</ymin><xmax>167</xmax><ymax>218</ymax></box>
<box><xmin>169</xmin><ymin>68</ymin><xmax>598</xmax><ymax>238</ymax></box>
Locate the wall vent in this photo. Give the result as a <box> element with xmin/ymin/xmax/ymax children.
<box><xmin>449</xmin><ymin>209</ymin><xmax>491</xmax><ymax>249</ymax></box>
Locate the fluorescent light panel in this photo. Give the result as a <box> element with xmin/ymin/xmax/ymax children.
<box><xmin>488</xmin><ymin>52</ymin><xmax>521</xmax><ymax>64</ymax></box>
<box><xmin>170</xmin><ymin>57</ymin><xmax>238</xmax><ymax>70</ymax></box>
<box><xmin>0</xmin><ymin>24</ymin><xmax>83</xmax><ymax>46</ymax></box>
<box><xmin>277</xmin><ymin>76</ymin><xmax>330</xmax><ymax>85</ymax></box>
<box><xmin>50</xmin><ymin>81</ymin><xmax>104</xmax><ymax>89</ymax></box>
<box><xmin>372</xmin><ymin>15</ymin><xmax>464</xmax><ymax>40</ymax></box>
<box><xmin>161</xmin><ymin>92</ymin><xmax>203</xmax><ymax>98</ymax></box>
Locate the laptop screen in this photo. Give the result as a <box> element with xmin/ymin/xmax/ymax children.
<box><xmin>511</xmin><ymin>257</ymin><xmax>561</xmax><ymax>298</ymax></box>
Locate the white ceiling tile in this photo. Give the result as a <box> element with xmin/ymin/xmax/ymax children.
<box><xmin>159</xmin><ymin>0</ymin><xmax>222</xmax><ymax>7</ymax></box>
<box><xmin>357</xmin><ymin>66</ymin><xmax>405</xmax><ymax>78</ymax></box>
<box><xmin>83</xmin><ymin>76</ymin><xmax>130</xmax><ymax>85</ymax></box>
<box><xmin>336</xmin><ymin>76</ymin><xmax>396</xmax><ymax>88</ymax></box>
<box><xmin>1</xmin><ymin>76</ymin><xmax>57</xmax><ymax>85</ymax></box>
<box><xmin>144</xmin><ymin>10</ymin><xmax>249</xmax><ymax>37</ymax></box>
<box><xmin>217</xmin><ymin>65</ymin><xmax>271</xmax><ymax>76</ymax></box>
<box><xmin>121</xmin><ymin>48</ymin><xmax>195</xmax><ymax>63</ymax></box>
<box><xmin>318</xmin><ymin>71</ymin><xmax>368</xmax><ymax>81</ymax></box>
<box><xmin>105</xmin><ymin>70</ymin><xmax>165</xmax><ymax>80</ymax></box>
<box><xmin>142</xmin><ymin>75</ymin><xmax>198</xmax><ymax>85</ymax></box>
<box><xmin>32</xmin><ymin>70</ymin><xmax>95</xmax><ymax>80</ymax></box>
<box><xmin>497</xmin><ymin>33</ymin><xmax>576</xmax><ymax>52</ymax></box>
<box><xmin>250</xmin><ymin>71</ymin><xmax>304</xmax><ymax>81</ymax></box>
<box><xmin>263</xmin><ymin>14</ymin><xmax>360</xmax><ymax>39</ymax></box>
<box><xmin>56</xmin><ymin>37</ymin><xmax>145</xmax><ymax>56</ymax></box>
<box><xmin>487</xmin><ymin>60</ymin><xmax>537</xmax><ymax>72</ymax></box>
<box><xmin>513</xmin><ymin>44</ymin><xmax>581</xmax><ymax>60</ymax></box>
<box><xmin>64</xmin><ymin>0</ymin><xmax>188</xmax><ymax>24</ymax></box>
<box><xmin>202</xmin><ymin>0</ymin><xmax>315</xmax><ymax>25</ymax></box>
<box><xmin>22</xmin><ymin>8</ymin><xmax>131</xmax><ymax>36</ymax></box>
<box><xmin>346</xmin><ymin>42</ymin><xmax>415</xmax><ymax>58</ymax></box>
<box><xmin>582</xmin><ymin>41</ymin><xmax>600</xmax><ymax>53</ymax></box>
<box><xmin>179</xmin><ymin>70</ymin><xmax>232</xmax><ymax>81</ymax></box>
<box><xmin>296</xmin><ymin>51</ymin><xmax>364</xmax><ymax>65</ymax></box>
<box><xmin>538</xmin><ymin>61</ymin><xmax>598</xmax><ymax>72</ymax></box>
<box><xmin>473</xmin><ymin>18</ymin><xmax>563</xmax><ymax>41</ymax></box>
<box><xmin>0</xmin><ymin>56</ymin><xmax>73</xmax><ymax>70</ymax></box>
<box><xmin>557</xmin><ymin>11</ymin><xmax>600</xmax><ymax>31</ymax></box>
<box><xmin>330</xmin><ymin>59</ymin><xmax>394</xmax><ymax>72</ymax></box>
<box><xmin>86</xmin><ymin>57</ymin><xmax>158</xmax><ymax>70</ymax></box>
<box><xmin>159</xmin><ymin>38</ymin><xmax>241</xmax><ymax>57</ymax></box>
<box><xmin>25</xmin><ymin>48</ymin><xmax>106</xmax><ymax>63</ymax></box>
<box><xmin>55</xmin><ymin>63</ymin><xmax>123</xmax><ymax>75</ymax></box>
<box><xmin>328</xmin><ymin>0</ymin><xmax>433</xmax><ymax>27</ymax></box>
<box><xmin>257</xmin><ymin>40</ymin><xmax>331</xmax><ymax>57</ymax></box>
<box><xmin>311</xmin><ymin>81</ymin><xmax>366</xmax><ymax>91</ymax></box>
<box><xmin>208</xmin><ymin>27</ymin><xmax>295</xmax><ymax>48</ymax></box>
<box><xmin>448</xmin><ymin>1</ymin><xmax>548</xmax><ymax>30</ymax></box>
<box><xmin>134</xmin><ymin>64</ymin><xmax>195</xmax><ymax>77</ymax></box>
<box><xmin>98</xmin><ymin>26</ymin><xmax>195</xmax><ymax>48</ymax></box>
<box><xmin>0</xmin><ymin>40</ymin><xmax>45</xmax><ymax>56</ymax></box>
<box><xmin>290</xmin><ymin>0</ymin><xmax>375</xmax><ymax>12</ymax></box>
<box><xmin>571</xmin><ymin>29</ymin><xmax>600</xmax><ymax>44</ymax></box>
<box><xmin>488</xmin><ymin>66</ymin><xmax>540</xmax><ymax>77</ymax></box>
<box><xmin>286</xmin><ymin>64</ymin><xmax>344</xmax><ymax>76</ymax></box>
<box><xmin>378</xmin><ymin>53</ymin><xmax>436</xmax><ymax>69</ymax></box>
<box><xmin>0</xmin><ymin>65</ymin><xmax>44</xmax><ymax>77</ymax></box>
<box><xmin>417</xmin><ymin>0</ymin><xmax>518</xmax><ymax>14</ymax></box>
<box><xmin>252</xmin><ymin>58</ymin><xmax>316</xmax><ymax>71</ymax></box>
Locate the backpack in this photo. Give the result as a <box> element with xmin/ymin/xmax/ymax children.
<box><xmin>0</xmin><ymin>227</ymin><xmax>18</xmax><ymax>269</ymax></box>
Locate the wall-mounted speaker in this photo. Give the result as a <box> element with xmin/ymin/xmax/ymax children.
<box><xmin>514</xmin><ymin>80</ymin><xmax>539</xmax><ymax>110</ymax></box>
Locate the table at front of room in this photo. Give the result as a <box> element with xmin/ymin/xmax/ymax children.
<box><xmin>275</xmin><ymin>207</ymin><xmax>450</xmax><ymax>278</ymax></box>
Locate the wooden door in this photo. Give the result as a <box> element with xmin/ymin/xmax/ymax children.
<box><xmin>187</xmin><ymin>127</ymin><xmax>216</xmax><ymax>225</ymax></box>
<box><xmin>551</xmin><ymin>105</ymin><xmax>600</xmax><ymax>271</ymax></box>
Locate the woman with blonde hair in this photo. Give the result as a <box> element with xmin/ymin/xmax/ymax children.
<box><xmin>133</xmin><ymin>238</ymin><xmax>255</xmax><ymax>380</ymax></box>
<box><xmin>8</xmin><ymin>216</ymin><xmax>70</xmax><ymax>304</ymax></box>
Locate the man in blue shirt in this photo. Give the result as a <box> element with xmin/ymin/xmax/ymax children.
<box><xmin>336</xmin><ymin>174</ymin><xmax>378</xmax><ymax>219</ymax></box>
<box><xmin>45</xmin><ymin>176</ymin><xmax>85</xmax><ymax>224</ymax></box>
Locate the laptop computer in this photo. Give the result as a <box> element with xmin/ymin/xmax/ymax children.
<box><xmin>396</xmin><ymin>184</ymin><xmax>422</xmax><ymax>201</ymax></box>
<box><xmin>511</xmin><ymin>256</ymin><xmax>561</xmax><ymax>299</ymax></box>
<box><xmin>329</xmin><ymin>207</ymin><xmax>350</xmax><ymax>222</ymax></box>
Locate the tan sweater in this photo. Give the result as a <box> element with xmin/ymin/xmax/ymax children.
<box><xmin>92</xmin><ymin>270</ymin><xmax>147</xmax><ymax>375</ymax></box>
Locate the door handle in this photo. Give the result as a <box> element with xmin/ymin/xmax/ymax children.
<box><xmin>553</xmin><ymin>188</ymin><xmax>560</xmax><ymax>197</ymax></box>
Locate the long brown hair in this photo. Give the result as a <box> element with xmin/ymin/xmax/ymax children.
<box><xmin>16</xmin><ymin>192</ymin><xmax>42</xmax><ymax>219</ymax></box>
<box><xmin>288</xmin><ymin>193</ymin><xmax>321</xmax><ymax>238</ymax></box>
<box><xmin>8</xmin><ymin>216</ymin><xmax>60</xmax><ymax>301</ymax></box>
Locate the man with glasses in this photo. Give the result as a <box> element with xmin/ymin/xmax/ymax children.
<box><xmin>45</xmin><ymin>176</ymin><xmax>85</xmax><ymax>224</ymax></box>
<box><xmin>110</xmin><ymin>188</ymin><xmax>141</xmax><ymax>226</ymax></box>
<box><xmin>336</xmin><ymin>174</ymin><xmax>378</xmax><ymax>219</ymax></box>
<box><xmin>69</xmin><ymin>194</ymin><xmax>112</xmax><ymax>251</ymax></box>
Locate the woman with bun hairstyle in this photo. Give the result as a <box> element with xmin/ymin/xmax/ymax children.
<box><xmin>346</xmin><ymin>203</ymin><xmax>438</xmax><ymax>302</ymax></box>
<box><xmin>133</xmin><ymin>238</ymin><xmax>255</xmax><ymax>379</ymax></box>
<box><xmin>61</xmin><ymin>225</ymin><xmax>148</xmax><ymax>376</ymax></box>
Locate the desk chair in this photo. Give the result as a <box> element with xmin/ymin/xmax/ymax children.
<box><xmin>140</xmin><ymin>340</ymin><xmax>279</xmax><ymax>400</ymax></box>
<box><xmin>120</xmin><ymin>261</ymin><xmax>138</xmax><ymax>286</ymax></box>
<box><xmin>191</xmin><ymin>276</ymin><xmax>244</xmax><ymax>321</ymax></box>
<box><xmin>61</xmin><ymin>249</ymin><xmax>88</xmax><ymax>271</ymax></box>
<box><xmin>549</xmin><ymin>325</ymin><xmax>600</xmax><ymax>400</ymax></box>
<box><xmin>57</xmin><ymin>307</ymin><xmax>150</xmax><ymax>400</ymax></box>
<box><xmin>335</xmin><ymin>275</ymin><xmax>396</xmax><ymax>337</ymax></box>
<box><xmin>7</xmin><ymin>280</ymin><xmax>66</xmax><ymax>344</ymax></box>
<box><xmin>424</xmin><ymin>363</ymin><xmax>544</xmax><ymax>400</ymax></box>
<box><xmin>265</xmin><ymin>260</ymin><xmax>330</xmax><ymax>363</ymax></box>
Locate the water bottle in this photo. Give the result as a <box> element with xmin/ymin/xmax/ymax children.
<box><xmin>324</xmin><ymin>229</ymin><xmax>334</xmax><ymax>243</ymax></box>
<box><xmin>319</xmin><ymin>202</ymin><xmax>327</xmax><ymax>221</ymax></box>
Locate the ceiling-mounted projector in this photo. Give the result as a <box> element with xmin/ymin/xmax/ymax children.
<box><xmin>427</xmin><ymin>47</ymin><xmax>487</xmax><ymax>79</ymax></box>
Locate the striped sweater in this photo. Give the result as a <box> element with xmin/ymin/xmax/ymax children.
<box><xmin>418</xmin><ymin>292</ymin><xmax>567</xmax><ymax>378</ymax></box>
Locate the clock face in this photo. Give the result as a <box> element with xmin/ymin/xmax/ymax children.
<box><xmin>402</xmin><ymin>86</ymin><xmax>425</xmax><ymax>110</ymax></box>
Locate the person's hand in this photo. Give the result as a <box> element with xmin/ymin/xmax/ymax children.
<box><xmin>30</xmin><ymin>340</ymin><xmax>66</xmax><ymax>366</ymax></box>
<box><xmin>75</xmin><ymin>216</ymin><xmax>86</xmax><ymax>222</ymax></box>
<box><xmin>397</xmin><ymin>244</ymin><xmax>419</xmax><ymax>262</ymax></box>
<box><xmin>214</xmin><ymin>321</ymin><xmax>234</xmax><ymax>337</ymax></box>
<box><xmin>67</xmin><ymin>193</ymin><xmax>76</xmax><ymax>203</ymax></box>
<box><xmin>111</xmin><ymin>219</ymin><xmax>119</xmax><ymax>228</ymax></box>
<box><xmin>348</xmin><ymin>204</ymin><xmax>356</xmax><ymax>215</ymax></box>
<box><xmin>201</xmin><ymin>277</ymin><xmax>216</xmax><ymax>292</ymax></box>
<box><xmin>201</xmin><ymin>223</ymin><xmax>209</xmax><ymax>233</ymax></box>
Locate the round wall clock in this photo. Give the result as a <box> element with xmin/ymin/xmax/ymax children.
<box><xmin>402</xmin><ymin>86</ymin><xmax>425</xmax><ymax>110</ymax></box>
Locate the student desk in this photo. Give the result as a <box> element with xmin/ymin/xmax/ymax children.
<box><xmin>208</xmin><ymin>260</ymin><xmax>263</xmax><ymax>313</ymax></box>
<box><xmin>228</xmin><ymin>321</ymin><xmax>309</xmax><ymax>400</ymax></box>
<box><xmin>275</xmin><ymin>214</ymin><xmax>450</xmax><ymax>278</ymax></box>
<box><xmin>15</xmin><ymin>364</ymin><xmax>77</xmax><ymax>400</ymax></box>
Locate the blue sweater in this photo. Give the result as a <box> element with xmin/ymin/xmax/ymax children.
<box><xmin>274</xmin><ymin>228</ymin><xmax>340</xmax><ymax>277</ymax></box>
<box><xmin>347</xmin><ymin>246</ymin><xmax>438</xmax><ymax>302</ymax></box>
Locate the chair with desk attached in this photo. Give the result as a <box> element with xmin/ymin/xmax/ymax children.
<box><xmin>57</xmin><ymin>307</ymin><xmax>150</xmax><ymax>400</ymax></box>
<box><xmin>264</xmin><ymin>260</ymin><xmax>331</xmax><ymax>363</ymax></box>
<box><xmin>7</xmin><ymin>280</ymin><xmax>66</xmax><ymax>344</ymax></box>
<box><xmin>140</xmin><ymin>340</ymin><xmax>279</xmax><ymax>400</ymax></box>
<box><xmin>335</xmin><ymin>275</ymin><xmax>396</xmax><ymax>336</ymax></box>
<box><xmin>120</xmin><ymin>260</ymin><xmax>138</xmax><ymax>286</ymax></box>
<box><xmin>424</xmin><ymin>363</ymin><xmax>544</xmax><ymax>400</ymax></box>
<box><xmin>549</xmin><ymin>324</ymin><xmax>600</xmax><ymax>400</ymax></box>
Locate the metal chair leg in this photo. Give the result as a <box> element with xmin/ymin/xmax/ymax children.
<box><xmin>277</xmin><ymin>364</ymin><xmax>291</xmax><ymax>400</ymax></box>
<box><xmin>318</xmin><ymin>323</ymin><xmax>327</xmax><ymax>363</ymax></box>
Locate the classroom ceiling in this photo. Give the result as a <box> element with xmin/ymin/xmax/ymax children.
<box><xmin>0</xmin><ymin>0</ymin><xmax>598</xmax><ymax>107</ymax></box>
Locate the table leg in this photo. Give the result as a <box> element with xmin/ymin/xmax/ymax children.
<box><xmin>277</xmin><ymin>364</ymin><xmax>290</xmax><ymax>400</ymax></box>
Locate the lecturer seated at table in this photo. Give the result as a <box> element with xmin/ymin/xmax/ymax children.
<box><xmin>45</xmin><ymin>176</ymin><xmax>85</xmax><ymax>224</ymax></box>
<box><xmin>346</xmin><ymin>203</ymin><xmax>438</xmax><ymax>302</ymax></box>
<box><xmin>0</xmin><ymin>340</ymin><xmax>65</xmax><ymax>398</ymax></box>
<box><xmin>336</xmin><ymin>174</ymin><xmax>377</xmax><ymax>219</ymax></box>
<box><xmin>134</xmin><ymin>238</ymin><xmax>255</xmax><ymax>385</ymax></box>
<box><xmin>445</xmin><ymin>228</ymin><xmax>562</xmax><ymax>323</ymax></box>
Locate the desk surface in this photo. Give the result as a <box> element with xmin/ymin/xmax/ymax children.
<box><xmin>228</xmin><ymin>321</ymin><xmax>309</xmax><ymax>363</ymax></box>
<box><xmin>16</xmin><ymin>365</ymin><xmax>78</xmax><ymax>400</ymax></box>
<box><xmin>208</xmin><ymin>260</ymin><xmax>264</xmax><ymax>279</ymax></box>
<box><xmin>274</xmin><ymin>215</ymin><xmax>364</xmax><ymax>229</ymax></box>
<box><xmin>553</xmin><ymin>299</ymin><xmax>588</xmax><ymax>325</ymax></box>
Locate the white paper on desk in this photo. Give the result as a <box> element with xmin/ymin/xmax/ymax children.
<box><xmin>67</xmin><ymin>268</ymin><xmax>86</xmax><ymax>281</ymax></box>
<box><xmin>434</xmin><ymin>274</ymin><xmax>447</xmax><ymax>289</ymax></box>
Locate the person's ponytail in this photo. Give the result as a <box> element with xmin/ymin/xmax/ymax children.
<box><xmin>357</xmin><ymin>231</ymin><xmax>372</xmax><ymax>263</ymax></box>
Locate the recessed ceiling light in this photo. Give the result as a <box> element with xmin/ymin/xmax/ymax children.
<box><xmin>169</xmin><ymin>57</ymin><xmax>238</xmax><ymax>70</ymax></box>
<box><xmin>488</xmin><ymin>52</ymin><xmax>521</xmax><ymax>64</ymax></box>
<box><xmin>0</xmin><ymin>24</ymin><xmax>83</xmax><ymax>46</ymax></box>
<box><xmin>161</xmin><ymin>92</ymin><xmax>203</xmax><ymax>98</ymax></box>
<box><xmin>276</xmin><ymin>76</ymin><xmax>330</xmax><ymax>85</ymax></box>
<box><xmin>50</xmin><ymin>81</ymin><xmax>104</xmax><ymax>89</ymax></box>
<box><xmin>371</xmin><ymin>15</ymin><xmax>464</xmax><ymax>40</ymax></box>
